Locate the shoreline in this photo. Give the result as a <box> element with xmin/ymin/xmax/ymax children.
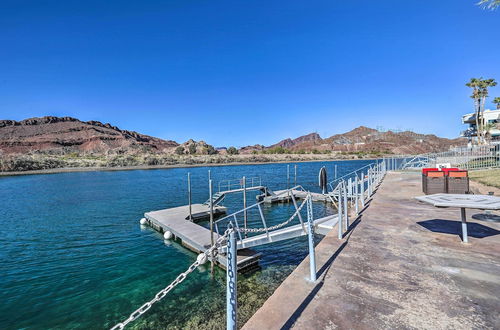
<box><xmin>0</xmin><ymin>157</ymin><xmax>381</xmax><ymax>177</ymax></box>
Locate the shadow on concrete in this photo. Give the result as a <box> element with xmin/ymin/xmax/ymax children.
<box><xmin>417</xmin><ymin>219</ymin><xmax>500</xmax><ymax>239</ymax></box>
<box><xmin>280</xmin><ymin>216</ymin><xmax>363</xmax><ymax>330</ymax></box>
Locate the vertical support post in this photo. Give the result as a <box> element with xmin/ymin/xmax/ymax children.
<box><xmin>354</xmin><ymin>175</ymin><xmax>359</xmax><ymax>215</ymax></box>
<box><xmin>368</xmin><ymin>169</ymin><xmax>372</xmax><ymax>196</ymax></box>
<box><xmin>209</xmin><ymin>179</ymin><xmax>215</xmax><ymax>275</ymax></box>
<box><xmin>188</xmin><ymin>172</ymin><xmax>192</xmax><ymax>221</ymax></box>
<box><xmin>461</xmin><ymin>208</ymin><xmax>468</xmax><ymax>243</ymax></box>
<box><xmin>343</xmin><ymin>182</ymin><xmax>349</xmax><ymax>230</ymax></box>
<box><xmin>243</xmin><ymin>176</ymin><xmax>247</xmax><ymax>238</ymax></box>
<box><xmin>335</xmin><ymin>164</ymin><xmax>337</xmax><ymax>179</ymax></box>
<box><xmin>294</xmin><ymin>164</ymin><xmax>297</xmax><ymax>186</ymax></box>
<box><xmin>360</xmin><ymin>171</ymin><xmax>365</xmax><ymax>208</ymax></box>
<box><xmin>226</xmin><ymin>226</ymin><xmax>237</xmax><ymax>330</ymax></box>
<box><xmin>306</xmin><ymin>195</ymin><xmax>317</xmax><ymax>282</ymax></box>
<box><xmin>338</xmin><ymin>186</ymin><xmax>343</xmax><ymax>239</ymax></box>
<box><xmin>287</xmin><ymin>164</ymin><xmax>290</xmax><ymax>190</ymax></box>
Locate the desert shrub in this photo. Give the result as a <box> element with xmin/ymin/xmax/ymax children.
<box><xmin>188</xmin><ymin>144</ymin><xmax>197</xmax><ymax>155</ymax></box>
<box><xmin>227</xmin><ymin>147</ymin><xmax>239</xmax><ymax>155</ymax></box>
<box><xmin>175</xmin><ymin>146</ymin><xmax>185</xmax><ymax>155</ymax></box>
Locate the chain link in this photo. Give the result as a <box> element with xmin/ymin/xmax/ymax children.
<box><xmin>110</xmin><ymin>228</ymin><xmax>232</xmax><ymax>330</ymax></box>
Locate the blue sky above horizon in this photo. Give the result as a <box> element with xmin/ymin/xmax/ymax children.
<box><xmin>1</xmin><ymin>0</ymin><xmax>499</xmax><ymax>147</ymax></box>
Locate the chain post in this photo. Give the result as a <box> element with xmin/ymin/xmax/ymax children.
<box><xmin>306</xmin><ymin>195</ymin><xmax>317</xmax><ymax>282</ymax></box>
<box><xmin>226</xmin><ymin>225</ymin><xmax>237</xmax><ymax>330</ymax></box>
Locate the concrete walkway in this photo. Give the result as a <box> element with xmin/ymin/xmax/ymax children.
<box><xmin>243</xmin><ymin>171</ymin><xmax>500</xmax><ymax>330</ymax></box>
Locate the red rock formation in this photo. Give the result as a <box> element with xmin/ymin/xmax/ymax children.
<box><xmin>0</xmin><ymin>116</ymin><xmax>178</xmax><ymax>154</ymax></box>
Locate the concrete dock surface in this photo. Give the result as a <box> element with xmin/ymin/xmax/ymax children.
<box><xmin>243</xmin><ymin>171</ymin><xmax>500</xmax><ymax>330</ymax></box>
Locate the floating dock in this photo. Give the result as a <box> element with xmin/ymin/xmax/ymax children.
<box><xmin>144</xmin><ymin>204</ymin><xmax>261</xmax><ymax>272</ymax></box>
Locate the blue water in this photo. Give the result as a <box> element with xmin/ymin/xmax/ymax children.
<box><xmin>0</xmin><ymin>160</ymin><xmax>374</xmax><ymax>329</ymax></box>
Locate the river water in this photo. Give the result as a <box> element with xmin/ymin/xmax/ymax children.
<box><xmin>0</xmin><ymin>159</ymin><xmax>374</xmax><ymax>329</ymax></box>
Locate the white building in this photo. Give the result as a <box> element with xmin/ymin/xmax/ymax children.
<box><xmin>461</xmin><ymin>109</ymin><xmax>500</xmax><ymax>140</ymax></box>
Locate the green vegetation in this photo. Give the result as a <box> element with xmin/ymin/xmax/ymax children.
<box><xmin>175</xmin><ymin>146</ymin><xmax>185</xmax><ymax>155</ymax></box>
<box><xmin>493</xmin><ymin>97</ymin><xmax>500</xmax><ymax>109</ymax></box>
<box><xmin>188</xmin><ymin>144</ymin><xmax>197</xmax><ymax>155</ymax></box>
<box><xmin>227</xmin><ymin>146</ymin><xmax>239</xmax><ymax>155</ymax></box>
<box><xmin>469</xmin><ymin>169</ymin><xmax>500</xmax><ymax>189</ymax></box>
<box><xmin>205</xmin><ymin>145</ymin><xmax>218</xmax><ymax>155</ymax></box>
<box><xmin>466</xmin><ymin>77</ymin><xmax>497</xmax><ymax>145</ymax></box>
<box><xmin>478</xmin><ymin>0</ymin><xmax>500</xmax><ymax>9</ymax></box>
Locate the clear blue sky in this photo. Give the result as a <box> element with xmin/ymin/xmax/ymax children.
<box><xmin>0</xmin><ymin>1</ymin><xmax>499</xmax><ymax>147</ymax></box>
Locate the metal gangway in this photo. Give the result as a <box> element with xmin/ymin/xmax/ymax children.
<box><xmin>204</xmin><ymin>176</ymin><xmax>265</xmax><ymax>206</ymax></box>
<box><xmin>111</xmin><ymin>162</ymin><xmax>387</xmax><ymax>330</ymax></box>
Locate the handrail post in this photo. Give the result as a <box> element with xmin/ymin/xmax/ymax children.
<box><xmin>209</xmin><ymin>179</ymin><xmax>214</xmax><ymax>276</ymax></box>
<box><xmin>243</xmin><ymin>176</ymin><xmax>247</xmax><ymax>238</ymax></box>
<box><xmin>360</xmin><ymin>172</ymin><xmax>365</xmax><ymax>208</ymax></box>
<box><xmin>343</xmin><ymin>182</ymin><xmax>349</xmax><ymax>230</ymax></box>
<box><xmin>188</xmin><ymin>172</ymin><xmax>192</xmax><ymax>221</ymax></box>
<box><xmin>306</xmin><ymin>195</ymin><xmax>317</xmax><ymax>282</ymax></box>
<box><xmin>294</xmin><ymin>164</ymin><xmax>297</xmax><ymax>186</ymax></box>
<box><xmin>338</xmin><ymin>185</ymin><xmax>343</xmax><ymax>239</ymax></box>
<box><xmin>226</xmin><ymin>226</ymin><xmax>237</xmax><ymax>330</ymax></box>
<box><xmin>368</xmin><ymin>169</ymin><xmax>372</xmax><ymax>196</ymax></box>
<box><xmin>354</xmin><ymin>175</ymin><xmax>359</xmax><ymax>215</ymax></box>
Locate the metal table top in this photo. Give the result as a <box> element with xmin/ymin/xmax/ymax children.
<box><xmin>415</xmin><ymin>194</ymin><xmax>500</xmax><ymax>210</ymax></box>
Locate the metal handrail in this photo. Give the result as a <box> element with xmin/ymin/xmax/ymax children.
<box><xmin>218</xmin><ymin>176</ymin><xmax>262</xmax><ymax>193</ymax></box>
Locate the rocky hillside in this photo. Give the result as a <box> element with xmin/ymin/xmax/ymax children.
<box><xmin>240</xmin><ymin>126</ymin><xmax>464</xmax><ymax>154</ymax></box>
<box><xmin>0</xmin><ymin>116</ymin><xmax>179</xmax><ymax>154</ymax></box>
<box><xmin>0</xmin><ymin>116</ymin><xmax>464</xmax><ymax>157</ymax></box>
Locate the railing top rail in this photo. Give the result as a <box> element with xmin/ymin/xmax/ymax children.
<box><xmin>214</xmin><ymin>185</ymin><xmax>303</xmax><ymax>225</ymax></box>
<box><xmin>327</xmin><ymin>162</ymin><xmax>379</xmax><ymax>190</ymax></box>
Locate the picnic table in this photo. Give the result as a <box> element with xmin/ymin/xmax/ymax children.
<box><xmin>415</xmin><ymin>193</ymin><xmax>500</xmax><ymax>243</ymax></box>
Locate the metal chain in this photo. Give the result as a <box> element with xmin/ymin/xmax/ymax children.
<box><xmin>110</xmin><ymin>228</ymin><xmax>232</xmax><ymax>330</ymax></box>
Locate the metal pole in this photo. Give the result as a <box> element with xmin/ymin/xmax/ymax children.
<box><xmin>368</xmin><ymin>169</ymin><xmax>372</xmax><ymax>196</ymax></box>
<box><xmin>360</xmin><ymin>171</ymin><xmax>365</xmax><ymax>208</ymax></box>
<box><xmin>294</xmin><ymin>164</ymin><xmax>297</xmax><ymax>186</ymax></box>
<box><xmin>461</xmin><ymin>208</ymin><xmax>468</xmax><ymax>243</ymax></box>
<box><xmin>334</xmin><ymin>164</ymin><xmax>337</xmax><ymax>179</ymax></box>
<box><xmin>338</xmin><ymin>186</ymin><xmax>343</xmax><ymax>239</ymax></box>
<box><xmin>243</xmin><ymin>176</ymin><xmax>247</xmax><ymax>238</ymax></box>
<box><xmin>306</xmin><ymin>196</ymin><xmax>317</xmax><ymax>282</ymax></box>
<box><xmin>209</xmin><ymin>179</ymin><xmax>214</xmax><ymax>275</ymax></box>
<box><xmin>287</xmin><ymin>164</ymin><xmax>290</xmax><ymax>190</ymax></box>
<box><xmin>343</xmin><ymin>182</ymin><xmax>349</xmax><ymax>230</ymax></box>
<box><xmin>226</xmin><ymin>226</ymin><xmax>237</xmax><ymax>330</ymax></box>
<box><xmin>354</xmin><ymin>175</ymin><xmax>359</xmax><ymax>215</ymax></box>
<box><xmin>188</xmin><ymin>172</ymin><xmax>192</xmax><ymax>221</ymax></box>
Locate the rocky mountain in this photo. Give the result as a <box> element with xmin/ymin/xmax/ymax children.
<box><xmin>269</xmin><ymin>132</ymin><xmax>322</xmax><ymax>149</ymax></box>
<box><xmin>257</xmin><ymin>126</ymin><xmax>464</xmax><ymax>154</ymax></box>
<box><xmin>0</xmin><ymin>116</ymin><xmax>465</xmax><ymax>157</ymax></box>
<box><xmin>0</xmin><ymin>116</ymin><xmax>179</xmax><ymax>154</ymax></box>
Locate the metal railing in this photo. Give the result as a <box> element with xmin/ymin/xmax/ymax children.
<box><xmin>218</xmin><ymin>176</ymin><xmax>262</xmax><ymax>193</ymax></box>
<box><xmin>383</xmin><ymin>144</ymin><xmax>500</xmax><ymax>171</ymax></box>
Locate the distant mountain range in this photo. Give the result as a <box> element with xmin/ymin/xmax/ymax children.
<box><xmin>0</xmin><ymin>116</ymin><xmax>465</xmax><ymax>156</ymax></box>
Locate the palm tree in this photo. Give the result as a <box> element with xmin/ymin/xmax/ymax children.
<box><xmin>478</xmin><ymin>0</ymin><xmax>500</xmax><ymax>9</ymax></box>
<box><xmin>493</xmin><ymin>97</ymin><xmax>500</xmax><ymax>109</ymax></box>
<box><xmin>466</xmin><ymin>78</ymin><xmax>497</xmax><ymax>144</ymax></box>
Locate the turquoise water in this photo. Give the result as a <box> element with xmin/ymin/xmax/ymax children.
<box><xmin>0</xmin><ymin>160</ymin><xmax>374</xmax><ymax>329</ymax></box>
